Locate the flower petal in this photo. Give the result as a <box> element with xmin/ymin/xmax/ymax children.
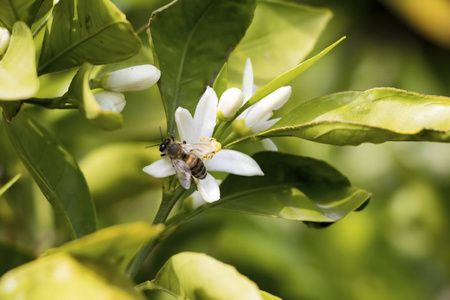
<box><xmin>244</xmin><ymin>86</ymin><xmax>291</xmax><ymax>128</ymax></box>
<box><xmin>205</xmin><ymin>149</ymin><xmax>264</xmax><ymax>176</ymax></box>
<box><xmin>251</xmin><ymin>117</ymin><xmax>280</xmax><ymax>134</ymax></box>
<box><xmin>193</xmin><ymin>87</ymin><xmax>218</xmax><ymax>140</ymax></box>
<box><xmin>261</xmin><ymin>138</ymin><xmax>278</xmax><ymax>151</ymax></box>
<box><xmin>242</xmin><ymin>58</ymin><xmax>254</xmax><ymax>102</ymax></box>
<box><xmin>94</xmin><ymin>91</ymin><xmax>126</xmax><ymax>113</ymax></box>
<box><xmin>0</xmin><ymin>27</ymin><xmax>11</xmax><ymax>55</ymax></box>
<box><xmin>143</xmin><ymin>157</ymin><xmax>175</xmax><ymax>177</ymax></box>
<box><xmin>175</xmin><ymin>107</ymin><xmax>195</xmax><ymax>142</ymax></box>
<box><xmin>103</xmin><ymin>65</ymin><xmax>161</xmax><ymax>92</ymax></box>
<box><xmin>196</xmin><ymin>173</ymin><xmax>220</xmax><ymax>202</ymax></box>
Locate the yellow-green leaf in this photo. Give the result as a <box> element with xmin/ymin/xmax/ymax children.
<box><xmin>0</xmin><ymin>253</ymin><xmax>145</xmax><ymax>300</ymax></box>
<box><xmin>0</xmin><ymin>22</ymin><xmax>39</xmax><ymax>100</ymax></box>
<box><xmin>252</xmin><ymin>88</ymin><xmax>450</xmax><ymax>146</ymax></box>
<box><xmin>217</xmin><ymin>152</ymin><xmax>371</xmax><ymax>224</ymax></box>
<box><xmin>138</xmin><ymin>252</ymin><xmax>279</xmax><ymax>300</ymax></box>
<box><xmin>67</xmin><ymin>62</ymin><xmax>123</xmax><ymax>130</ymax></box>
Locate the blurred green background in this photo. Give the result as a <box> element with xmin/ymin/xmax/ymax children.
<box><xmin>1</xmin><ymin>0</ymin><xmax>449</xmax><ymax>299</ymax></box>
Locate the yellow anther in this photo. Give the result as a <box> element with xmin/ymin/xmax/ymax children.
<box><xmin>211</xmin><ymin>141</ymin><xmax>222</xmax><ymax>153</ymax></box>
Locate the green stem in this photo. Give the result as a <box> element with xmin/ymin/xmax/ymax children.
<box><xmin>221</xmin><ymin>131</ymin><xmax>238</xmax><ymax>147</ymax></box>
<box><xmin>32</xmin><ymin>13</ymin><xmax>51</xmax><ymax>38</ymax></box>
<box><xmin>136</xmin><ymin>23</ymin><xmax>150</xmax><ymax>36</ymax></box>
<box><xmin>126</xmin><ymin>184</ymin><xmax>186</xmax><ymax>279</ymax></box>
<box><xmin>24</xmin><ymin>96</ymin><xmax>77</xmax><ymax>109</ymax></box>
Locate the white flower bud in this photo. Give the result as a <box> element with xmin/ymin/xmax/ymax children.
<box><xmin>94</xmin><ymin>91</ymin><xmax>126</xmax><ymax>113</ymax></box>
<box><xmin>217</xmin><ymin>88</ymin><xmax>244</xmax><ymax>120</ymax></box>
<box><xmin>243</xmin><ymin>86</ymin><xmax>291</xmax><ymax>128</ymax></box>
<box><xmin>0</xmin><ymin>27</ymin><xmax>11</xmax><ymax>56</ymax></box>
<box><xmin>101</xmin><ymin>65</ymin><xmax>161</xmax><ymax>92</ymax></box>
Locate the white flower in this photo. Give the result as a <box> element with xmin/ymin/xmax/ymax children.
<box><xmin>230</xmin><ymin>58</ymin><xmax>292</xmax><ymax>150</ymax></box>
<box><xmin>94</xmin><ymin>91</ymin><xmax>126</xmax><ymax>113</ymax></box>
<box><xmin>233</xmin><ymin>85</ymin><xmax>291</xmax><ymax>135</ymax></box>
<box><xmin>143</xmin><ymin>87</ymin><xmax>264</xmax><ymax>203</ymax></box>
<box><xmin>217</xmin><ymin>88</ymin><xmax>244</xmax><ymax>121</ymax></box>
<box><xmin>0</xmin><ymin>27</ymin><xmax>10</xmax><ymax>56</ymax></box>
<box><xmin>101</xmin><ymin>65</ymin><xmax>161</xmax><ymax>92</ymax></box>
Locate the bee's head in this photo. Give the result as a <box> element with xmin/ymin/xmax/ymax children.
<box><xmin>159</xmin><ymin>138</ymin><xmax>172</xmax><ymax>153</ymax></box>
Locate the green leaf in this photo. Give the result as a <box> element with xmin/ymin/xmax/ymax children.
<box><xmin>0</xmin><ymin>253</ymin><xmax>145</xmax><ymax>299</ymax></box>
<box><xmin>0</xmin><ymin>173</ymin><xmax>21</xmax><ymax>197</ymax></box>
<box><xmin>213</xmin><ymin>63</ymin><xmax>228</xmax><ymax>98</ymax></box>
<box><xmin>245</xmin><ymin>36</ymin><xmax>346</xmax><ymax>108</ymax></box>
<box><xmin>2</xmin><ymin>112</ymin><xmax>96</xmax><ymax>239</ymax></box>
<box><xmin>0</xmin><ymin>21</ymin><xmax>39</xmax><ymax>100</ymax></box>
<box><xmin>66</xmin><ymin>62</ymin><xmax>123</xmax><ymax>130</ymax></box>
<box><xmin>138</xmin><ymin>252</ymin><xmax>279</xmax><ymax>300</ymax></box>
<box><xmin>228</xmin><ymin>0</ymin><xmax>333</xmax><ymax>86</ymax></box>
<box><xmin>217</xmin><ymin>152</ymin><xmax>371</xmax><ymax>224</ymax></box>
<box><xmin>38</xmin><ymin>0</ymin><xmax>141</xmax><ymax>74</ymax></box>
<box><xmin>150</xmin><ymin>0</ymin><xmax>256</xmax><ymax>133</ymax></box>
<box><xmin>0</xmin><ymin>0</ymin><xmax>48</xmax><ymax>30</ymax></box>
<box><xmin>252</xmin><ymin>88</ymin><xmax>450</xmax><ymax>146</ymax></box>
<box><xmin>43</xmin><ymin>222</ymin><xmax>164</xmax><ymax>272</ymax></box>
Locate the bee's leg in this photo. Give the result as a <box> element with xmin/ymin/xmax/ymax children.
<box><xmin>193</xmin><ymin>177</ymin><xmax>202</xmax><ymax>190</ymax></box>
<box><xmin>161</xmin><ymin>153</ymin><xmax>165</xmax><ymax>157</ymax></box>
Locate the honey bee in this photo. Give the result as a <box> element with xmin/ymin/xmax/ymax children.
<box><xmin>159</xmin><ymin>136</ymin><xmax>221</xmax><ymax>189</ymax></box>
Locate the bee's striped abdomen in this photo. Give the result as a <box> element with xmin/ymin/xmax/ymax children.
<box><xmin>185</xmin><ymin>154</ymin><xmax>207</xmax><ymax>179</ymax></box>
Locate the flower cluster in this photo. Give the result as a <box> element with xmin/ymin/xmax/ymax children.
<box><xmin>220</xmin><ymin>58</ymin><xmax>292</xmax><ymax>138</ymax></box>
<box><xmin>144</xmin><ymin>58</ymin><xmax>291</xmax><ymax>203</ymax></box>
<box><xmin>94</xmin><ymin>65</ymin><xmax>161</xmax><ymax>113</ymax></box>
<box><xmin>143</xmin><ymin>87</ymin><xmax>264</xmax><ymax>202</ymax></box>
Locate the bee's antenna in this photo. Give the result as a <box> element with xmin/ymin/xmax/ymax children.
<box><xmin>145</xmin><ymin>143</ymin><xmax>160</xmax><ymax>148</ymax></box>
<box><xmin>146</xmin><ymin>127</ymin><xmax>164</xmax><ymax>148</ymax></box>
<box><xmin>159</xmin><ymin>126</ymin><xmax>164</xmax><ymax>142</ymax></box>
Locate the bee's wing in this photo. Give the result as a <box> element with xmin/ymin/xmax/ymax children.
<box><xmin>172</xmin><ymin>159</ymin><xmax>192</xmax><ymax>189</ymax></box>
<box><xmin>182</xmin><ymin>143</ymin><xmax>213</xmax><ymax>159</ymax></box>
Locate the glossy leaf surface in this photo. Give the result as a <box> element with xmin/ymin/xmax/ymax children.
<box><xmin>2</xmin><ymin>112</ymin><xmax>96</xmax><ymax>239</ymax></box>
<box><xmin>139</xmin><ymin>252</ymin><xmax>280</xmax><ymax>300</ymax></box>
<box><xmin>0</xmin><ymin>253</ymin><xmax>145</xmax><ymax>299</ymax></box>
<box><xmin>38</xmin><ymin>0</ymin><xmax>140</xmax><ymax>74</ymax></box>
<box><xmin>150</xmin><ymin>0</ymin><xmax>256</xmax><ymax>133</ymax></box>
<box><xmin>0</xmin><ymin>22</ymin><xmax>39</xmax><ymax>100</ymax></box>
<box><xmin>217</xmin><ymin>152</ymin><xmax>371</xmax><ymax>223</ymax></box>
<box><xmin>250</xmin><ymin>88</ymin><xmax>450</xmax><ymax>146</ymax></box>
<box><xmin>43</xmin><ymin>222</ymin><xmax>164</xmax><ymax>272</ymax></box>
<box><xmin>0</xmin><ymin>0</ymin><xmax>48</xmax><ymax>30</ymax></box>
